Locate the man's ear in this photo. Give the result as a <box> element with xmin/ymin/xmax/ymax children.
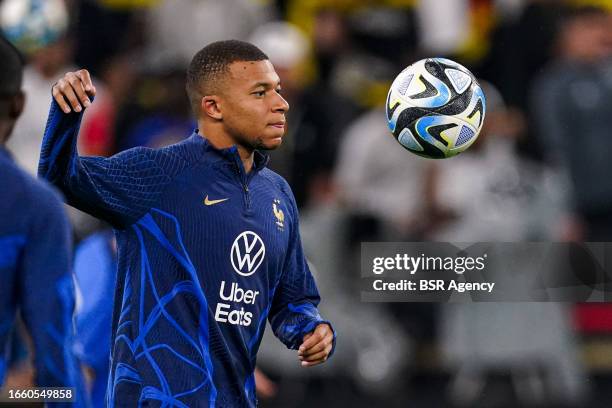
<box><xmin>9</xmin><ymin>91</ymin><xmax>24</xmax><ymax>120</ymax></box>
<box><xmin>202</xmin><ymin>95</ymin><xmax>222</xmax><ymax>120</ymax></box>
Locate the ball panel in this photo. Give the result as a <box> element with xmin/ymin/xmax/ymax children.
<box><xmin>397</xmin><ymin>128</ymin><xmax>425</xmax><ymax>152</ymax></box>
<box><xmin>396</xmin><ymin>73</ymin><xmax>414</xmax><ymax>96</ymax></box>
<box><xmin>455</xmin><ymin>125</ymin><xmax>476</xmax><ymax>148</ymax></box>
<box><xmin>444</xmin><ymin>68</ymin><xmax>472</xmax><ymax>94</ymax></box>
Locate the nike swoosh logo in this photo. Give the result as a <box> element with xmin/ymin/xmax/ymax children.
<box><xmin>204</xmin><ymin>195</ymin><xmax>229</xmax><ymax>206</ymax></box>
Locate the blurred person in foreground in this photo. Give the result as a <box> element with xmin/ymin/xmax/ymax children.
<box><xmin>0</xmin><ymin>35</ymin><xmax>86</xmax><ymax>406</ymax></box>
<box><xmin>40</xmin><ymin>40</ymin><xmax>335</xmax><ymax>407</ymax></box>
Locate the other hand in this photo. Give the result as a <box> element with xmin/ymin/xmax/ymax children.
<box><xmin>297</xmin><ymin>323</ymin><xmax>334</xmax><ymax>367</ymax></box>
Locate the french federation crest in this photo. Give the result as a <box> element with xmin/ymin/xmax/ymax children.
<box><xmin>273</xmin><ymin>199</ymin><xmax>284</xmax><ymax>230</ymax></box>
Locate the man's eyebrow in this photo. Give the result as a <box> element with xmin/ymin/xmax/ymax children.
<box><xmin>250</xmin><ymin>81</ymin><xmax>282</xmax><ymax>90</ymax></box>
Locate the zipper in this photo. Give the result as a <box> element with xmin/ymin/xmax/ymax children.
<box><xmin>232</xmin><ymin>158</ymin><xmax>252</xmax><ymax>212</ymax></box>
<box><xmin>242</xmin><ymin>180</ymin><xmax>251</xmax><ymax>210</ymax></box>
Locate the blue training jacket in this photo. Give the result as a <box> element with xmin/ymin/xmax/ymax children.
<box><xmin>39</xmin><ymin>100</ymin><xmax>335</xmax><ymax>407</ymax></box>
<box><xmin>0</xmin><ymin>147</ymin><xmax>87</xmax><ymax>407</ymax></box>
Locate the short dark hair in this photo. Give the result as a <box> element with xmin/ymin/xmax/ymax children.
<box><xmin>185</xmin><ymin>40</ymin><xmax>268</xmax><ymax>117</ymax></box>
<box><xmin>0</xmin><ymin>33</ymin><xmax>24</xmax><ymax>97</ymax></box>
<box><xmin>561</xmin><ymin>5</ymin><xmax>608</xmax><ymax>24</ymax></box>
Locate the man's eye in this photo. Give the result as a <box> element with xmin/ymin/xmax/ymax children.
<box><xmin>254</xmin><ymin>91</ymin><xmax>265</xmax><ymax>97</ymax></box>
<box><xmin>276</xmin><ymin>88</ymin><xmax>282</xmax><ymax>94</ymax></box>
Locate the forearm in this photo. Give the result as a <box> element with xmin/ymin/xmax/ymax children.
<box><xmin>38</xmin><ymin>100</ymin><xmax>84</xmax><ymax>194</ymax></box>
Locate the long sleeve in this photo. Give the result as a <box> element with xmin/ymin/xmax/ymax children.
<box><xmin>268</xmin><ymin>189</ymin><xmax>336</xmax><ymax>354</ymax></box>
<box><xmin>38</xmin><ymin>100</ymin><xmax>184</xmax><ymax>228</ymax></box>
<box><xmin>18</xmin><ymin>187</ymin><xmax>88</xmax><ymax>407</ymax></box>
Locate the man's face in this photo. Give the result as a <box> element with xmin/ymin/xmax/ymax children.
<box><xmin>219</xmin><ymin>60</ymin><xmax>289</xmax><ymax>151</ymax></box>
<box><xmin>562</xmin><ymin>14</ymin><xmax>612</xmax><ymax>62</ymax></box>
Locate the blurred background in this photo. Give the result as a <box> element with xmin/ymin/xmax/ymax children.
<box><xmin>3</xmin><ymin>0</ymin><xmax>612</xmax><ymax>406</ymax></box>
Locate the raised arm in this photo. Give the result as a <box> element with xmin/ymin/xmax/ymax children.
<box><xmin>39</xmin><ymin>70</ymin><xmax>179</xmax><ymax>228</ymax></box>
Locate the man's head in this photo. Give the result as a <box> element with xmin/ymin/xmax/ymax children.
<box><xmin>558</xmin><ymin>6</ymin><xmax>612</xmax><ymax>63</ymax></box>
<box><xmin>186</xmin><ymin>40</ymin><xmax>289</xmax><ymax>152</ymax></box>
<box><xmin>0</xmin><ymin>34</ymin><xmax>25</xmax><ymax>145</ymax></box>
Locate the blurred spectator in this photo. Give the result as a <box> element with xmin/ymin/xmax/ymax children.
<box><xmin>481</xmin><ymin>0</ymin><xmax>566</xmax><ymax>160</ymax></box>
<box><xmin>73</xmin><ymin>0</ymin><xmax>149</xmax><ymax>78</ymax></box>
<box><xmin>416</xmin><ymin>0</ymin><xmax>471</xmax><ymax>56</ymax></box>
<box><xmin>428</xmin><ymin>82</ymin><xmax>587</xmax><ymax>407</ymax></box>
<box><xmin>286</xmin><ymin>1</ymin><xmax>418</xmax><ymax>88</ymax></box>
<box><xmin>77</xmin><ymin>53</ymin><xmax>138</xmax><ymax>157</ymax></box>
<box><xmin>144</xmin><ymin>0</ymin><xmax>272</xmax><ymax>69</ymax></box>
<box><xmin>424</xmin><ymin>82</ymin><xmax>551</xmax><ymax>241</ymax></box>
<box><xmin>531</xmin><ymin>5</ymin><xmax>612</xmax><ymax>241</ymax></box>
<box><xmin>334</xmin><ymin>96</ymin><xmax>431</xmax><ymax>241</ymax></box>
<box><xmin>484</xmin><ymin>0</ymin><xmax>563</xmax><ymax>114</ymax></box>
<box><xmin>331</xmin><ymin>55</ymin><xmax>434</xmax><ymax>391</ymax></box>
<box><xmin>532</xmin><ymin>6</ymin><xmax>612</xmax><ymax>383</ymax></box>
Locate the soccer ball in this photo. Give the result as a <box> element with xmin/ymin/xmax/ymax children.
<box><xmin>386</xmin><ymin>58</ymin><xmax>486</xmax><ymax>159</ymax></box>
<box><xmin>0</xmin><ymin>0</ymin><xmax>68</xmax><ymax>54</ymax></box>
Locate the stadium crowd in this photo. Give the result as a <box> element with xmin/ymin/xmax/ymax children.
<box><xmin>3</xmin><ymin>0</ymin><xmax>612</xmax><ymax>406</ymax></box>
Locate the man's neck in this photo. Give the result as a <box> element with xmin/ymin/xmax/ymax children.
<box><xmin>235</xmin><ymin>144</ymin><xmax>254</xmax><ymax>173</ymax></box>
<box><xmin>199</xmin><ymin>125</ymin><xmax>254</xmax><ymax>173</ymax></box>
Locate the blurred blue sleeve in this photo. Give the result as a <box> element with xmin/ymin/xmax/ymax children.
<box><xmin>268</xmin><ymin>191</ymin><xmax>336</xmax><ymax>355</ymax></box>
<box><xmin>18</xmin><ymin>187</ymin><xmax>88</xmax><ymax>407</ymax></box>
<box><xmin>73</xmin><ymin>231</ymin><xmax>115</xmax><ymax>371</ymax></box>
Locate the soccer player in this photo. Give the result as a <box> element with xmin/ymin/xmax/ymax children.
<box><xmin>40</xmin><ymin>40</ymin><xmax>336</xmax><ymax>406</ymax></box>
<box><xmin>0</xmin><ymin>35</ymin><xmax>86</xmax><ymax>405</ymax></box>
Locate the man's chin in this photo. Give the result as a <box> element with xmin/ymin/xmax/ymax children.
<box><xmin>257</xmin><ymin>136</ymin><xmax>283</xmax><ymax>151</ymax></box>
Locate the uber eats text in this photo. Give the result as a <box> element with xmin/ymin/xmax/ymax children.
<box><xmin>215</xmin><ymin>281</ymin><xmax>259</xmax><ymax>327</ymax></box>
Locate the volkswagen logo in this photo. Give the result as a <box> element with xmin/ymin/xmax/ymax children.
<box><xmin>230</xmin><ymin>231</ymin><xmax>266</xmax><ymax>276</ymax></box>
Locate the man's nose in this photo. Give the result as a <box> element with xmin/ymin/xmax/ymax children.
<box><xmin>273</xmin><ymin>93</ymin><xmax>290</xmax><ymax>113</ymax></box>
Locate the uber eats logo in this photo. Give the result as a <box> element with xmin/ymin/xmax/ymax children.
<box><xmin>215</xmin><ymin>231</ymin><xmax>265</xmax><ymax>327</ymax></box>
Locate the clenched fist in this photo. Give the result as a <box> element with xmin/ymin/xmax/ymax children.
<box><xmin>52</xmin><ymin>69</ymin><xmax>96</xmax><ymax>114</ymax></box>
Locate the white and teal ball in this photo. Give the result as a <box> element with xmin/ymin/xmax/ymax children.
<box><xmin>0</xmin><ymin>0</ymin><xmax>69</xmax><ymax>54</ymax></box>
<box><xmin>386</xmin><ymin>58</ymin><xmax>486</xmax><ymax>159</ymax></box>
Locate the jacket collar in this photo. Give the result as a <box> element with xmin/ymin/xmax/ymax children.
<box><xmin>190</xmin><ymin>130</ymin><xmax>270</xmax><ymax>173</ymax></box>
